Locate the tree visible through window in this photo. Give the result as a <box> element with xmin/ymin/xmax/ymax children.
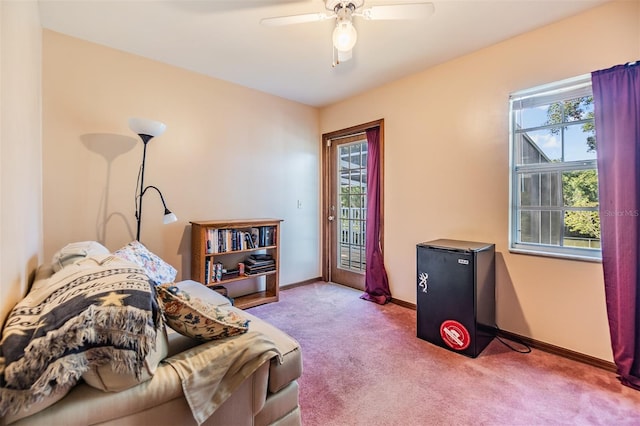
<box><xmin>510</xmin><ymin>75</ymin><xmax>601</xmax><ymax>260</ymax></box>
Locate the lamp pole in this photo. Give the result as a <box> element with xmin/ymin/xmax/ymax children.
<box><xmin>136</xmin><ymin>134</ymin><xmax>153</xmax><ymax>242</ymax></box>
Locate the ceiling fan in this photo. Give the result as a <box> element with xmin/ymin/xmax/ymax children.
<box><xmin>261</xmin><ymin>1</ymin><xmax>435</xmax><ymax>66</ymax></box>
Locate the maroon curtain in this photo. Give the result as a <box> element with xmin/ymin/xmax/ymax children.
<box><xmin>360</xmin><ymin>127</ymin><xmax>391</xmax><ymax>305</ymax></box>
<box><xmin>592</xmin><ymin>62</ymin><xmax>640</xmax><ymax>390</ymax></box>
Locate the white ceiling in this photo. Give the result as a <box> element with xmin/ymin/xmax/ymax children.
<box><xmin>38</xmin><ymin>0</ymin><xmax>609</xmax><ymax>107</ymax></box>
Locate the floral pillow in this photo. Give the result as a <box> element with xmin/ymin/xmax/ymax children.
<box><xmin>113</xmin><ymin>240</ymin><xmax>177</xmax><ymax>285</ymax></box>
<box><xmin>156</xmin><ymin>284</ymin><xmax>250</xmax><ymax>341</ymax></box>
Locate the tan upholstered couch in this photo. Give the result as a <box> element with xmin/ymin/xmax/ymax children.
<box><xmin>1</xmin><ymin>275</ymin><xmax>302</xmax><ymax>426</ymax></box>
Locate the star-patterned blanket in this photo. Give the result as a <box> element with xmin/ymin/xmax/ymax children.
<box><xmin>0</xmin><ymin>255</ymin><xmax>160</xmax><ymax>416</ymax></box>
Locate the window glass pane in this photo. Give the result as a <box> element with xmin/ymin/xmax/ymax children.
<box><xmin>564</xmin><ymin>210</ymin><xmax>600</xmax><ymax>249</ymax></box>
<box><xmin>339</xmin><ymin>146</ymin><xmax>350</xmax><ymax>170</ymax></box>
<box><xmin>349</xmin><ymin>171</ymin><xmax>362</xmax><ymax>191</ymax></box>
<box><xmin>350</xmin><ymin>144</ymin><xmax>361</xmax><ymax>165</ymax></box>
<box><xmin>339</xmin><ymin>206</ymin><xmax>349</xmax><ymax>219</ymax></box>
<box><xmin>539</xmin><ymin>211</ymin><xmax>563</xmax><ymax>245</ymax></box>
<box><xmin>563</xmin><ymin>96</ymin><xmax>594</xmax><ymax>122</ymax></box>
<box><xmin>349</xmin><ymin>194</ymin><xmax>361</xmax><ymax>208</ymax></box>
<box><xmin>519</xmin><ymin>210</ymin><xmax>563</xmax><ymax>245</ymax></box>
<box><xmin>350</xmin><ymin>219</ymin><xmax>364</xmax><ymax>245</ymax></box>
<box><xmin>516</xmin><ymin>99</ymin><xmax>588</xmax><ymax>127</ymax></box>
<box><xmin>514</xmin><ymin>104</ymin><xmax>549</xmax><ymax>129</ymax></box>
<box><xmin>516</xmin><ymin>128</ymin><xmax>562</xmax><ymax>164</ymax></box>
<box><xmin>549</xmin><ymin>211</ymin><xmax>562</xmax><ymax>245</ymax></box>
<box><xmin>519</xmin><ymin>210</ymin><xmax>540</xmax><ymax>243</ymax></box>
<box><xmin>564</xmin><ymin>124</ymin><xmax>597</xmax><ymax>161</ymax></box>
<box><xmin>349</xmin><ymin>245</ymin><xmax>363</xmax><ymax>270</ymax></box>
<box><xmin>339</xmin><ymin>243</ymin><xmax>350</xmax><ymax>267</ymax></box>
<box><xmin>518</xmin><ymin>172</ymin><xmax>562</xmax><ymax>207</ymax></box>
<box><xmin>562</xmin><ymin>170</ymin><xmax>600</xmax><ymax>249</ymax></box>
<box><xmin>562</xmin><ymin>170</ymin><xmax>599</xmax><ymax>208</ymax></box>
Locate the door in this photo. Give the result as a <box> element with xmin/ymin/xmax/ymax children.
<box><xmin>322</xmin><ymin>119</ymin><xmax>384</xmax><ymax>291</ymax></box>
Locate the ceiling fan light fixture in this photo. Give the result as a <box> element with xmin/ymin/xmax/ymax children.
<box><xmin>332</xmin><ymin>19</ymin><xmax>357</xmax><ymax>52</ymax></box>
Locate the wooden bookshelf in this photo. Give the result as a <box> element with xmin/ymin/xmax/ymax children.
<box><xmin>190</xmin><ymin>219</ymin><xmax>282</xmax><ymax>309</ymax></box>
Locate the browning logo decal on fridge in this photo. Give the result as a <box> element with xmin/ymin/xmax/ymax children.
<box><xmin>416</xmin><ymin>239</ymin><xmax>496</xmax><ymax>358</ymax></box>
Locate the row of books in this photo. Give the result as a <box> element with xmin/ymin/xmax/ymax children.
<box><xmin>205</xmin><ymin>226</ymin><xmax>277</xmax><ymax>254</ymax></box>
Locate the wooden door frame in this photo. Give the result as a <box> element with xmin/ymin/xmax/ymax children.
<box><xmin>321</xmin><ymin>118</ymin><xmax>385</xmax><ymax>282</ymax></box>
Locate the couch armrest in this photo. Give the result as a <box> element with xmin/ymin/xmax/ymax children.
<box><xmin>241</xmin><ymin>311</ymin><xmax>303</xmax><ymax>393</ymax></box>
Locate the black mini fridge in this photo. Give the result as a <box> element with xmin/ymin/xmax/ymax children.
<box><xmin>416</xmin><ymin>239</ymin><xmax>496</xmax><ymax>358</ymax></box>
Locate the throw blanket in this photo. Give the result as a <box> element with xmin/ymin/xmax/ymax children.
<box><xmin>0</xmin><ymin>255</ymin><xmax>159</xmax><ymax>416</ymax></box>
<box><xmin>164</xmin><ymin>331</ymin><xmax>282</xmax><ymax>425</ymax></box>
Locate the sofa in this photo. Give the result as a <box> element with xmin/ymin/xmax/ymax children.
<box><xmin>0</xmin><ymin>242</ymin><xmax>302</xmax><ymax>426</ymax></box>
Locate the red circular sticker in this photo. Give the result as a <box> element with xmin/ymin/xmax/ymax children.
<box><xmin>440</xmin><ymin>320</ymin><xmax>471</xmax><ymax>351</ymax></box>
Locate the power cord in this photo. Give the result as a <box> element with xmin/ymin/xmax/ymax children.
<box><xmin>495</xmin><ymin>324</ymin><xmax>532</xmax><ymax>354</ymax></box>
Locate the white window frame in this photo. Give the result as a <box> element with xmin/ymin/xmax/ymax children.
<box><xmin>509</xmin><ymin>74</ymin><xmax>601</xmax><ymax>262</ymax></box>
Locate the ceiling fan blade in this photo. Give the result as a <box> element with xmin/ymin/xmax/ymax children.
<box><xmin>359</xmin><ymin>3</ymin><xmax>435</xmax><ymax>20</ymax></box>
<box><xmin>260</xmin><ymin>12</ymin><xmax>334</xmax><ymax>26</ymax></box>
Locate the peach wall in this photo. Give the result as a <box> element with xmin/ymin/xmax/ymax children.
<box><xmin>0</xmin><ymin>1</ymin><xmax>42</xmax><ymax>327</ymax></box>
<box><xmin>320</xmin><ymin>1</ymin><xmax>640</xmax><ymax>361</ymax></box>
<box><xmin>42</xmin><ymin>31</ymin><xmax>321</xmax><ymax>292</ymax></box>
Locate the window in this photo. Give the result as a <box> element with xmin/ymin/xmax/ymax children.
<box><xmin>338</xmin><ymin>140</ymin><xmax>367</xmax><ymax>272</ymax></box>
<box><xmin>509</xmin><ymin>75</ymin><xmax>600</xmax><ymax>261</ymax></box>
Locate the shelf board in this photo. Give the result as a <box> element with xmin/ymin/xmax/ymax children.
<box><xmin>191</xmin><ymin>219</ymin><xmax>283</xmax><ymax>228</ymax></box>
<box><xmin>205</xmin><ymin>269</ymin><xmax>276</xmax><ymax>286</ymax></box>
<box><xmin>234</xmin><ymin>291</ymin><xmax>278</xmax><ymax>310</ymax></box>
<box><xmin>204</xmin><ymin>245</ymin><xmax>276</xmax><ymax>256</ymax></box>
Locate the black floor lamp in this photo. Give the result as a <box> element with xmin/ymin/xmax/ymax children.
<box><xmin>129</xmin><ymin>118</ymin><xmax>178</xmax><ymax>242</ymax></box>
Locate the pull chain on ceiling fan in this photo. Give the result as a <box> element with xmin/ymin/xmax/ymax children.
<box><xmin>261</xmin><ymin>1</ymin><xmax>435</xmax><ymax>66</ymax></box>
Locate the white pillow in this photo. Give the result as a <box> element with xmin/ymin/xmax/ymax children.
<box><xmin>51</xmin><ymin>241</ymin><xmax>110</xmax><ymax>272</ymax></box>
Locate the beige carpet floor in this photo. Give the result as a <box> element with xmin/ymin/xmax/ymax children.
<box><xmin>248</xmin><ymin>281</ymin><xmax>640</xmax><ymax>426</ymax></box>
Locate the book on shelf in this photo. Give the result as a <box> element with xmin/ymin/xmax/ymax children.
<box><xmin>221</xmin><ymin>269</ymin><xmax>240</xmax><ymax>280</ymax></box>
<box><xmin>206</xmin><ymin>228</ymin><xmax>219</xmax><ymax>254</ymax></box>
<box><xmin>244</xmin><ymin>265</ymin><xmax>276</xmax><ymax>275</ymax></box>
<box><xmin>244</xmin><ymin>232</ymin><xmax>255</xmax><ymax>249</ymax></box>
<box><xmin>245</xmin><ymin>258</ymin><xmax>274</xmax><ymax>268</ymax></box>
<box><xmin>257</xmin><ymin>226</ymin><xmax>277</xmax><ymax>247</ymax></box>
<box><xmin>266</xmin><ymin>226</ymin><xmax>275</xmax><ymax>246</ymax></box>
<box><xmin>250</xmin><ymin>228</ymin><xmax>260</xmax><ymax>248</ymax></box>
<box><xmin>207</xmin><ymin>261</ymin><xmax>223</xmax><ymax>283</ymax></box>
<box><xmin>251</xmin><ymin>253</ymin><xmax>273</xmax><ymax>261</ymax></box>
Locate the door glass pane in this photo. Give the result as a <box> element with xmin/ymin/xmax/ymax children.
<box><xmin>337</xmin><ymin>141</ymin><xmax>367</xmax><ymax>273</ymax></box>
